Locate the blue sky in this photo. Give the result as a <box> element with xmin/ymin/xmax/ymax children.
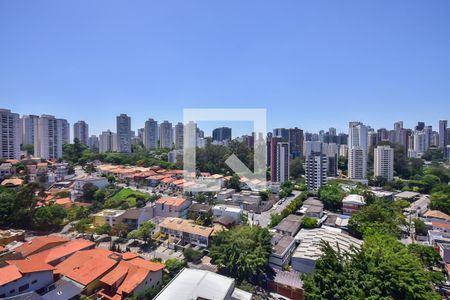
<box><xmin>0</xmin><ymin>0</ymin><xmax>449</xmax><ymax>137</ymax></box>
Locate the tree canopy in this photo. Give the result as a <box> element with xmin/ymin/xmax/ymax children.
<box><xmin>209</xmin><ymin>225</ymin><xmax>272</xmax><ymax>280</ymax></box>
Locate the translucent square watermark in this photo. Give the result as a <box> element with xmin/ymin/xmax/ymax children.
<box><xmin>183</xmin><ymin>108</ymin><xmax>267</xmax><ymax>192</ymax></box>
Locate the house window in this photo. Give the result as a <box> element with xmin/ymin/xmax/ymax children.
<box><xmin>9</xmin><ymin>289</ymin><xmax>15</xmax><ymax>294</ymax></box>
<box><xmin>19</xmin><ymin>284</ymin><xmax>29</xmax><ymax>292</ymax></box>
<box><xmin>32</xmin><ymin>280</ymin><xmax>38</xmax><ymax>284</ymax></box>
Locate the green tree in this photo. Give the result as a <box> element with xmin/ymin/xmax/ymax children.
<box><xmin>302</xmin><ymin>217</ymin><xmax>317</xmax><ymax>229</ymax></box>
<box><xmin>318</xmin><ymin>184</ymin><xmax>344</xmax><ymax>210</ymax></box>
<box><xmin>63</xmin><ymin>138</ymin><xmax>87</xmax><ymax>164</ymax></box>
<box><xmin>83</xmin><ymin>182</ymin><xmax>99</xmax><ymax>201</ymax></box>
<box><xmin>22</xmin><ymin>144</ymin><xmax>34</xmax><ymax>155</ymax></box>
<box><xmin>290</xmin><ymin>158</ymin><xmax>304</xmax><ymax>179</ymax></box>
<box><xmin>348</xmin><ymin>200</ymin><xmax>404</xmax><ymax>238</ymax></box>
<box><xmin>183</xmin><ymin>246</ymin><xmax>203</xmax><ymax>262</ymax></box>
<box><xmin>303</xmin><ymin>234</ymin><xmax>441</xmax><ymax>300</ymax></box>
<box><xmin>127</xmin><ymin>221</ymin><xmax>155</xmax><ymax>244</ymax></box>
<box><xmin>75</xmin><ymin>218</ymin><xmax>91</xmax><ymax>233</ymax></box>
<box><xmin>228</xmin><ymin>174</ymin><xmax>241</xmax><ymax>191</ymax></box>
<box><xmin>210</xmin><ymin>225</ymin><xmax>272</xmax><ymax>280</ymax></box>
<box><xmin>0</xmin><ymin>188</ymin><xmax>17</xmax><ymax>226</ymax></box>
<box><xmin>165</xmin><ymin>258</ymin><xmax>186</xmax><ymax>277</ymax></box>
<box><xmin>430</xmin><ymin>191</ymin><xmax>450</xmax><ymax>215</ymax></box>
<box><xmin>33</xmin><ymin>204</ymin><xmax>67</xmax><ymax>229</ymax></box>
<box><xmin>413</xmin><ymin>219</ymin><xmax>428</xmax><ymax>236</ymax></box>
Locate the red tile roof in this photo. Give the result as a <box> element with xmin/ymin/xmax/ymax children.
<box><xmin>431</xmin><ymin>222</ymin><xmax>450</xmax><ymax>230</ymax></box>
<box><xmin>6</xmin><ymin>259</ymin><xmax>54</xmax><ymax>273</ymax></box>
<box><xmin>29</xmin><ymin>239</ymin><xmax>94</xmax><ymax>264</ymax></box>
<box><xmin>122</xmin><ymin>252</ymin><xmax>139</xmax><ymax>260</ymax></box>
<box><xmin>156</xmin><ymin>197</ymin><xmax>188</xmax><ymax>207</ymax></box>
<box><xmin>55</xmin><ymin>197</ymin><xmax>73</xmax><ymax>208</ymax></box>
<box><xmin>14</xmin><ymin>236</ymin><xmax>68</xmax><ymax>257</ymax></box>
<box><xmin>101</xmin><ymin>257</ymin><xmax>164</xmax><ymax>294</ymax></box>
<box><xmin>0</xmin><ymin>265</ymin><xmax>22</xmax><ymax>285</ymax></box>
<box><xmin>55</xmin><ymin>248</ymin><xmax>118</xmax><ymax>286</ymax></box>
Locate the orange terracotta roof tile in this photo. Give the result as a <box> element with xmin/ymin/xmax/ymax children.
<box><xmin>6</xmin><ymin>259</ymin><xmax>54</xmax><ymax>273</ymax></box>
<box><xmin>424</xmin><ymin>210</ymin><xmax>450</xmax><ymax>221</ymax></box>
<box><xmin>29</xmin><ymin>239</ymin><xmax>94</xmax><ymax>264</ymax></box>
<box><xmin>55</xmin><ymin>197</ymin><xmax>73</xmax><ymax>208</ymax></box>
<box><xmin>431</xmin><ymin>222</ymin><xmax>450</xmax><ymax>230</ymax></box>
<box><xmin>56</xmin><ymin>248</ymin><xmax>118</xmax><ymax>286</ymax></box>
<box><xmin>122</xmin><ymin>252</ymin><xmax>139</xmax><ymax>260</ymax></box>
<box><xmin>101</xmin><ymin>258</ymin><xmax>164</xmax><ymax>295</ymax></box>
<box><xmin>172</xmin><ymin>179</ymin><xmax>185</xmax><ymax>186</ymax></box>
<box><xmin>0</xmin><ymin>265</ymin><xmax>22</xmax><ymax>285</ymax></box>
<box><xmin>161</xmin><ymin>177</ymin><xmax>176</xmax><ymax>184</ymax></box>
<box><xmin>156</xmin><ymin>197</ymin><xmax>188</xmax><ymax>207</ymax></box>
<box><xmin>14</xmin><ymin>236</ymin><xmax>68</xmax><ymax>257</ymax></box>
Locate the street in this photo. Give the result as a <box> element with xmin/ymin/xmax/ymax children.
<box><xmin>250</xmin><ymin>190</ymin><xmax>301</xmax><ymax>227</ymax></box>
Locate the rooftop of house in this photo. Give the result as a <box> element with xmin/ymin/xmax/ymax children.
<box><xmin>293</xmin><ymin>228</ymin><xmax>362</xmax><ymax>261</ymax></box>
<box><xmin>92</xmin><ymin>209</ymin><xmax>127</xmax><ymax>218</ymax></box>
<box><xmin>423</xmin><ymin>210</ymin><xmax>450</xmax><ymax>222</ymax></box>
<box><xmin>270</xmin><ymin>269</ymin><xmax>303</xmax><ymax>290</ymax></box>
<box><xmin>28</xmin><ymin>239</ymin><xmax>94</xmax><ymax>264</ymax></box>
<box><xmin>1</xmin><ymin>177</ymin><xmax>24</xmax><ymax>186</ymax></box>
<box><xmin>0</xmin><ymin>259</ymin><xmax>54</xmax><ymax>286</ymax></box>
<box><xmin>100</xmin><ymin>257</ymin><xmax>164</xmax><ymax>295</ymax></box>
<box><xmin>41</xmin><ymin>279</ymin><xmax>83</xmax><ymax>300</ymax></box>
<box><xmin>302</xmin><ymin>197</ymin><xmax>324</xmax><ymax>208</ymax></box>
<box><xmin>212</xmin><ymin>204</ymin><xmax>243</xmax><ymax>214</ymax></box>
<box><xmin>271</xmin><ymin>233</ymin><xmax>295</xmax><ymax>256</ymax></box>
<box><xmin>0</xmin><ymin>264</ymin><xmax>23</xmax><ymax>286</ymax></box>
<box><xmin>154</xmin><ymin>268</ymin><xmax>235</xmax><ymax>300</ymax></box>
<box><xmin>55</xmin><ymin>248</ymin><xmax>118</xmax><ymax>286</ymax></box>
<box><xmin>395</xmin><ymin>191</ymin><xmax>420</xmax><ymax>199</ymax></box>
<box><xmin>274</xmin><ymin>214</ymin><xmax>302</xmax><ymax>234</ymax></box>
<box><xmin>342</xmin><ymin>194</ymin><xmax>365</xmax><ymax>205</ymax></box>
<box><xmin>156</xmin><ymin>197</ymin><xmax>188</xmax><ymax>207</ymax></box>
<box><xmin>160</xmin><ymin>217</ymin><xmax>214</xmax><ymax>238</ymax></box>
<box><xmin>189</xmin><ymin>203</ymin><xmax>212</xmax><ymax>213</ymax></box>
<box><xmin>14</xmin><ymin>236</ymin><xmax>68</xmax><ymax>257</ymax></box>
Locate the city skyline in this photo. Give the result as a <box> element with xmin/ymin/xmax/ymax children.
<box><xmin>1</xmin><ymin>1</ymin><xmax>450</xmax><ymax>135</ymax></box>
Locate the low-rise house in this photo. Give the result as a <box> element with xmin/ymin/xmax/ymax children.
<box><xmin>0</xmin><ymin>230</ymin><xmax>25</xmax><ymax>247</ymax></box>
<box><xmin>0</xmin><ymin>177</ymin><xmax>24</xmax><ymax>190</ymax></box>
<box><xmin>422</xmin><ymin>210</ymin><xmax>450</xmax><ymax>224</ymax></box>
<box><xmin>274</xmin><ymin>214</ymin><xmax>302</xmax><ymax>237</ymax></box>
<box><xmin>188</xmin><ymin>203</ymin><xmax>212</xmax><ymax>219</ymax></box>
<box><xmin>268</xmin><ymin>269</ymin><xmax>304</xmax><ymax>300</ymax></box>
<box><xmin>154</xmin><ymin>268</ymin><xmax>252</xmax><ymax>300</ymax></box>
<box><xmin>14</xmin><ymin>236</ymin><xmax>68</xmax><ymax>258</ymax></box>
<box><xmin>28</xmin><ymin>239</ymin><xmax>94</xmax><ymax>266</ymax></box>
<box><xmin>322</xmin><ymin>214</ymin><xmax>350</xmax><ymax>229</ymax></box>
<box><xmin>292</xmin><ymin>228</ymin><xmax>362</xmax><ymax>273</ymax></box>
<box><xmin>371</xmin><ymin>190</ymin><xmax>394</xmax><ymax>201</ymax></box>
<box><xmin>217</xmin><ymin>189</ymin><xmax>235</xmax><ymax>201</ymax></box>
<box><xmin>41</xmin><ymin>278</ymin><xmax>83</xmax><ymax>300</ymax></box>
<box><xmin>159</xmin><ymin>217</ymin><xmax>214</xmax><ymax>248</ymax></box>
<box><xmin>428</xmin><ymin>221</ymin><xmax>450</xmax><ymax>233</ymax></box>
<box><xmin>55</xmin><ymin>248</ymin><xmax>119</xmax><ymax>296</ymax></box>
<box><xmin>120</xmin><ymin>206</ymin><xmax>154</xmax><ymax>229</ymax></box>
<box><xmin>0</xmin><ymin>259</ymin><xmax>54</xmax><ymax>298</ymax></box>
<box><xmin>438</xmin><ymin>243</ymin><xmax>450</xmax><ymax>264</ymax></box>
<box><xmin>395</xmin><ymin>191</ymin><xmax>420</xmax><ymax>202</ymax></box>
<box><xmin>212</xmin><ymin>205</ymin><xmax>243</xmax><ymax>224</ymax></box>
<box><xmin>154</xmin><ymin>197</ymin><xmax>191</xmax><ymax>218</ymax></box>
<box><xmin>428</xmin><ymin>230</ymin><xmax>450</xmax><ymax>246</ymax></box>
<box><xmin>92</xmin><ymin>209</ymin><xmax>127</xmax><ymax>227</ymax></box>
<box><xmin>98</xmin><ymin>255</ymin><xmax>165</xmax><ymax>300</ymax></box>
<box><xmin>232</xmin><ymin>191</ymin><xmax>262</xmax><ymax>209</ymax></box>
<box><xmin>73</xmin><ymin>176</ymin><xmax>108</xmax><ymax>194</ymax></box>
<box><xmin>299</xmin><ymin>198</ymin><xmax>324</xmax><ymax>218</ymax></box>
<box><xmin>269</xmin><ymin>233</ymin><xmax>297</xmax><ymax>269</ymax></box>
<box><xmin>342</xmin><ymin>194</ymin><xmax>366</xmax><ymax>215</ymax></box>
<box><xmin>0</xmin><ymin>163</ymin><xmax>15</xmax><ymax>179</ymax></box>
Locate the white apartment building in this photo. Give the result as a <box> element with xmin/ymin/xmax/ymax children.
<box><xmin>144</xmin><ymin>118</ymin><xmax>158</xmax><ymax>149</ymax></box>
<box><xmin>116</xmin><ymin>114</ymin><xmax>131</xmax><ymax>153</ymax></box>
<box><xmin>88</xmin><ymin>135</ymin><xmax>99</xmax><ymax>149</ymax></box>
<box><xmin>305</xmin><ymin>141</ymin><xmax>327</xmax><ymax>191</ymax></box>
<box><xmin>348</xmin><ymin>147</ymin><xmax>367</xmax><ymax>180</ymax></box>
<box><xmin>99</xmin><ymin>130</ymin><xmax>117</xmax><ymax>153</ymax></box>
<box><xmin>34</xmin><ymin>115</ymin><xmax>69</xmax><ymax>160</ymax></box>
<box><xmin>73</xmin><ymin>120</ymin><xmax>89</xmax><ymax>145</ymax></box>
<box><xmin>159</xmin><ymin>121</ymin><xmax>173</xmax><ymax>148</ymax></box>
<box><xmin>374</xmin><ymin>145</ymin><xmax>394</xmax><ymax>182</ymax></box>
<box><xmin>348</xmin><ymin>122</ymin><xmax>368</xmax><ymax>180</ymax></box>
<box><xmin>0</xmin><ymin>109</ymin><xmax>20</xmax><ymax>160</ymax></box>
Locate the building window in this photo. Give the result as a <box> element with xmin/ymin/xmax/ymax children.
<box><xmin>19</xmin><ymin>284</ymin><xmax>29</xmax><ymax>292</ymax></box>
<box><xmin>9</xmin><ymin>289</ymin><xmax>15</xmax><ymax>294</ymax></box>
<box><xmin>32</xmin><ymin>280</ymin><xmax>38</xmax><ymax>284</ymax></box>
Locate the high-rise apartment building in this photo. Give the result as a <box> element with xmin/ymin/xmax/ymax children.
<box><xmin>348</xmin><ymin>122</ymin><xmax>368</xmax><ymax>180</ymax></box>
<box><xmin>374</xmin><ymin>145</ymin><xmax>394</xmax><ymax>182</ymax></box>
<box><xmin>275</xmin><ymin>142</ymin><xmax>290</xmax><ymax>183</ymax></box>
<box><xmin>159</xmin><ymin>121</ymin><xmax>173</xmax><ymax>148</ymax></box>
<box><xmin>21</xmin><ymin>114</ymin><xmax>39</xmax><ymax>146</ymax></box>
<box><xmin>439</xmin><ymin>120</ymin><xmax>448</xmax><ymax>148</ymax></box>
<box><xmin>73</xmin><ymin>120</ymin><xmax>89</xmax><ymax>145</ymax></box>
<box><xmin>348</xmin><ymin>147</ymin><xmax>367</xmax><ymax>180</ymax></box>
<box><xmin>174</xmin><ymin>122</ymin><xmax>184</xmax><ymax>149</ymax></box>
<box><xmin>212</xmin><ymin>127</ymin><xmax>232</xmax><ymax>143</ymax></box>
<box><xmin>273</xmin><ymin>128</ymin><xmax>289</xmax><ymax>142</ymax></box>
<box><xmin>323</xmin><ymin>143</ymin><xmax>339</xmax><ymax>177</ymax></box>
<box><xmin>88</xmin><ymin>135</ymin><xmax>99</xmax><ymax>150</ymax></box>
<box><xmin>34</xmin><ymin>115</ymin><xmax>68</xmax><ymax>159</ymax></box>
<box><xmin>99</xmin><ymin>130</ymin><xmax>117</xmax><ymax>153</ymax></box>
<box><xmin>116</xmin><ymin>114</ymin><xmax>131</xmax><ymax>153</ymax></box>
<box><xmin>288</xmin><ymin>127</ymin><xmax>304</xmax><ymax>159</ymax></box>
<box><xmin>144</xmin><ymin>118</ymin><xmax>158</xmax><ymax>149</ymax></box>
<box><xmin>0</xmin><ymin>109</ymin><xmax>20</xmax><ymax>159</ymax></box>
<box><xmin>305</xmin><ymin>141</ymin><xmax>327</xmax><ymax>191</ymax></box>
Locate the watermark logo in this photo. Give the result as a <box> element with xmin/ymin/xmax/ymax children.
<box><xmin>183</xmin><ymin>108</ymin><xmax>267</xmax><ymax>192</ymax></box>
